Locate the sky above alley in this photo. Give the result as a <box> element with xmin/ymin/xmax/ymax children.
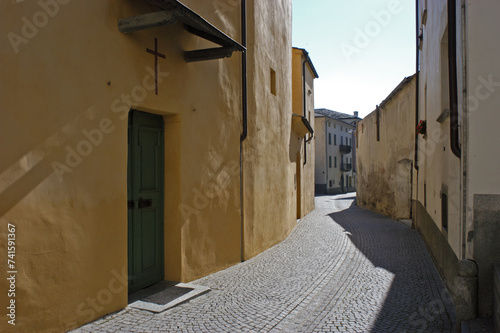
<box><xmin>292</xmin><ymin>0</ymin><xmax>416</xmax><ymax>118</ymax></box>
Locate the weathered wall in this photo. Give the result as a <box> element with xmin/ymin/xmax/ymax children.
<box><xmin>301</xmin><ymin>62</ymin><xmax>316</xmax><ymax>217</ymax></box>
<box><xmin>0</xmin><ymin>0</ymin><xmax>244</xmax><ymax>331</ymax></box>
<box><xmin>242</xmin><ymin>0</ymin><xmax>295</xmax><ymax>259</ymax></box>
<box><xmin>314</xmin><ymin>117</ymin><xmax>327</xmax><ymax>192</ymax></box>
<box><xmin>463</xmin><ymin>1</ymin><xmax>500</xmax><ymax>316</ymax></box>
<box><xmin>356</xmin><ymin>76</ymin><xmax>415</xmax><ymax>219</ymax></box>
<box><xmin>415</xmin><ymin>0</ymin><xmax>500</xmax><ymax>318</ymax></box>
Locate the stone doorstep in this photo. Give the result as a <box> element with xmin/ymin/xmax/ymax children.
<box><xmin>128</xmin><ymin>283</ymin><xmax>211</xmax><ymax>313</ymax></box>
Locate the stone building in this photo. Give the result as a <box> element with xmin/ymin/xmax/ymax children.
<box><xmin>0</xmin><ymin>0</ymin><xmax>316</xmax><ymax>332</ymax></box>
<box><xmin>357</xmin><ymin>75</ymin><xmax>416</xmax><ymax>220</ymax></box>
<box><xmin>314</xmin><ymin>109</ymin><xmax>360</xmax><ymax>195</ymax></box>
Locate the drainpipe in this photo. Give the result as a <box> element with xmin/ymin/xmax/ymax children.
<box><xmin>302</xmin><ymin>58</ymin><xmax>307</xmax><ymax>165</ymax></box>
<box><xmin>325</xmin><ymin>119</ymin><xmax>328</xmax><ymax>194</ymax></box>
<box><xmin>414</xmin><ymin>0</ymin><xmax>420</xmax><ymax>227</ymax></box>
<box><xmin>240</xmin><ymin>0</ymin><xmax>248</xmax><ymax>142</ymax></box>
<box><xmin>448</xmin><ymin>0</ymin><xmax>461</xmax><ymax>158</ymax></box>
<box><xmin>414</xmin><ymin>0</ymin><xmax>420</xmax><ymax>172</ymax></box>
<box><xmin>239</xmin><ymin>0</ymin><xmax>247</xmax><ymax>263</ymax></box>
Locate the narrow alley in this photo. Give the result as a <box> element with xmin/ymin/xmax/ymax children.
<box><xmin>74</xmin><ymin>194</ymin><xmax>456</xmax><ymax>333</ymax></box>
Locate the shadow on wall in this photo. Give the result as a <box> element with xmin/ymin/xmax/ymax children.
<box><xmin>328</xmin><ymin>203</ymin><xmax>457</xmax><ymax>332</ymax></box>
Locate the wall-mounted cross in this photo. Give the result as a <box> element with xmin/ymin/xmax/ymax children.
<box><xmin>146</xmin><ymin>38</ymin><xmax>166</xmax><ymax>95</ymax></box>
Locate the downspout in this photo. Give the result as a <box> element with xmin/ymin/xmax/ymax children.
<box><xmin>460</xmin><ymin>0</ymin><xmax>467</xmax><ymax>259</ymax></box>
<box><xmin>325</xmin><ymin>119</ymin><xmax>328</xmax><ymax>194</ymax></box>
<box><xmin>240</xmin><ymin>0</ymin><xmax>247</xmax><ymax>263</ymax></box>
<box><xmin>448</xmin><ymin>0</ymin><xmax>461</xmax><ymax>158</ymax></box>
<box><xmin>303</xmin><ymin>59</ymin><xmax>307</xmax><ymax>165</ymax></box>
<box><xmin>414</xmin><ymin>0</ymin><xmax>420</xmax><ymax>226</ymax></box>
<box><xmin>414</xmin><ymin>0</ymin><xmax>420</xmax><ymax>172</ymax></box>
<box><xmin>240</xmin><ymin>0</ymin><xmax>248</xmax><ymax>143</ymax></box>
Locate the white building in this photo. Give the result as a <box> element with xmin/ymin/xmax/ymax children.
<box><xmin>415</xmin><ymin>0</ymin><xmax>500</xmax><ymax>324</ymax></box>
<box><xmin>314</xmin><ymin>109</ymin><xmax>360</xmax><ymax>194</ymax></box>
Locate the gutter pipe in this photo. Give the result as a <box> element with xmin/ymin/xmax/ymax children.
<box><xmin>240</xmin><ymin>0</ymin><xmax>247</xmax><ymax>263</ymax></box>
<box><xmin>448</xmin><ymin>0</ymin><xmax>461</xmax><ymax>158</ymax></box>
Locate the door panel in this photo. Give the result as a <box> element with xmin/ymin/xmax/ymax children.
<box><xmin>128</xmin><ymin>110</ymin><xmax>164</xmax><ymax>293</ymax></box>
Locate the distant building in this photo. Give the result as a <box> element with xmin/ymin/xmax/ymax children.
<box><xmin>314</xmin><ymin>109</ymin><xmax>361</xmax><ymax>194</ymax></box>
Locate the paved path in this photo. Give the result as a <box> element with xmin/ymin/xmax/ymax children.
<box><xmin>75</xmin><ymin>194</ymin><xmax>456</xmax><ymax>332</ymax></box>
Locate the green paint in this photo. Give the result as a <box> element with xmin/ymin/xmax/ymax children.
<box><xmin>128</xmin><ymin>110</ymin><xmax>165</xmax><ymax>293</ymax></box>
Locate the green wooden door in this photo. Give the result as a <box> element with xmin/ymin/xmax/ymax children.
<box><xmin>128</xmin><ymin>110</ymin><xmax>164</xmax><ymax>293</ymax></box>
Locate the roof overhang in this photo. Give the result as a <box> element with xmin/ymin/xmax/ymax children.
<box><xmin>293</xmin><ymin>47</ymin><xmax>319</xmax><ymax>79</ymax></box>
<box><xmin>118</xmin><ymin>0</ymin><xmax>245</xmax><ymax>62</ymax></box>
<box><xmin>292</xmin><ymin>114</ymin><xmax>314</xmax><ymax>137</ymax></box>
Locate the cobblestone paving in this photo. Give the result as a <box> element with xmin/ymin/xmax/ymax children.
<box><xmin>74</xmin><ymin>194</ymin><xmax>456</xmax><ymax>332</ymax></box>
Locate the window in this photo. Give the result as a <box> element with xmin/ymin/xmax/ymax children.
<box><xmin>334</xmin><ymin>134</ymin><xmax>337</xmax><ymax>145</ymax></box>
<box><xmin>328</xmin><ymin>121</ymin><xmax>331</xmax><ymax>127</ymax></box>
<box><xmin>334</xmin><ymin>123</ymin><xmax>336</xmax><ymax>129</ymax></box>
<box><xmin>349</xmin><ymin>138</ymin><xmax>351</xmax><ymax>146</ymax></box>
<box><xmin>334</xmin><ymin>156</ymin><xmax>337</xmax><ymax>168</ymax></box>
<box><xmin>328</xmin><ymin>133</ymin><xmax>331</xmax><ymax>145</ymax></box>
<box><xmin>341</xmin><ymin>126</ymin><xmax>343</xmax><ymax>131</ymax></box>
<box><xmin>441</xmin><ymin>185</ymin><xmax>448</xmax><ymax>232</ymax></box>
<box><xmin>329</xmin><ymin>180</ymin><xmax>333</xmax><ymax>187</ymax></box>
<box><xmin>270</xmin><ymin>68</ymin><xmax>276</xmax><ymax>95</ymax></box>
<box><xmin>329</xmin><ymin>156</ymin><xmax>332</xmax><ymax>168</ymax></box>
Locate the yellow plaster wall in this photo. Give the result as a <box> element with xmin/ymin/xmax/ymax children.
<box><xmin>357</xmin><ymin>77</ymin><xmax>416</xmax><ymax>219</ymax></box>
<box><xmin>242</xmin><ymin>0</ymin><xmax>296</xmax><ymax>259</ymax></box>
<box><xmin>291</xmin><ymin>48</ymin><xmax>316</xmax><ymax>218</ymax></box>
<box><xmin>0</xmin><ymin>0</ymin><xmax>243</xmax><ymax>331</ymax></box>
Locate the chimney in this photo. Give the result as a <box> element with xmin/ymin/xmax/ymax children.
<box><xmin>354</xmin><ymin>111</ymin><xmax>359</xmax><ymax>118</ymax></box>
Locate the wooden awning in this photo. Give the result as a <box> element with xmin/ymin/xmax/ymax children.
<box><xmin>292</xmin><ymin>114</ymin><xmax>314</xmax><ymax>137</ymax></box>
<box><xmin>118</xmin><ymin>0</ymin><xmax>245</xmax><ymax>62</ymax></box>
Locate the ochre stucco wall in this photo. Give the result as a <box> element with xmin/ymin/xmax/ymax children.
<box><xmin>357</xmin><ymin>76</ymin><xmax>416</xmax><ymax>219</ymax></box>
<box><xmin>0</xmin><ymin>0</ymin><xmax>244</xmax><ymax>331</ymax></box>
<box><xmin>242</xmin><ymin>0</ymin><xmax>295</xmax><ymax>259</ymax></box>
<box><xmin>292</xmin><ymin>48</ymin><xmax>315</xmax><ymax>218</ymax></box>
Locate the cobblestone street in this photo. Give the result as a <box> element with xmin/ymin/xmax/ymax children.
<box><xmin>74</xmin><ymin>193</ymin><xmax>456</xmax><ymax>332</ymax></box>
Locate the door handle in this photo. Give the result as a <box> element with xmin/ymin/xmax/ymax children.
<box><xmin>138</xmin><ymin>197</ymin><xmax>153</xmax><ymax>209</ymax></box>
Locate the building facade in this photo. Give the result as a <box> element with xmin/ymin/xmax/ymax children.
<box><xmin>414</xmin><ymin>0</ymin><xmax>500</xmax><ymax>322</ymax></box>
<box><xmin>357</xmin><ymin>75</ymin><xmax>416</xmax><ymax>220</ymax></box>
<box><xmin>358</xmin><ymin>0</ymin><xmax>500</xmax><ymax>325</ymax></box>
<box><xmin>314</xmin><ymin>109</ymin><xmax>360</xmax><ymax>195</ymax></box>
<box><xmin>0</xmin><ymin>1</ymin><xmax>316</xmax><ymax>332</ymax></box>
<box><xmin>291</xmin><ymin>48</ymin><xmax>318</xmax><ymax>219</ymax></box>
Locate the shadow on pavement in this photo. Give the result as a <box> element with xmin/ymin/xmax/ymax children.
<box><xmin>328</xmin><ymin>202</ymin><xmax>457</xmax><ymax>332</ymax></box>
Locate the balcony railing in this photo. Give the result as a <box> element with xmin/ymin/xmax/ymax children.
<box><xmin>340</xmin><ymin>145</ymin><xmax>351</xmax><ymax>154</ymax></box>
<box><xmin>341</xmin><ymin>163</ymin><xmax>352</xmax><ymax>172</ymax></box>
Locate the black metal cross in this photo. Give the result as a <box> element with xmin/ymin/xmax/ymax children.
<box><xmin>146</xmin><ymin>38</ymin><xmax>166</xmax><ymax>95</ymax></box>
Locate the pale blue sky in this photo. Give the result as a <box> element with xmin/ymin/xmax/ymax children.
<box><xmin>292</xmin><ymin>0</ymin><xmax>416</xmax><ymax>118</ymax></box>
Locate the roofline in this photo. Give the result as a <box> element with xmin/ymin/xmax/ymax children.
<box><xmin>378</xmin><ymin>74</ymin><xmax>416</xmax><ymax>109</ymax></box>
<box><xmin>314</xmin><ymin>114</ymin><xmax>356</xmax><ymax>128</ymax></box>
<box><xmin>293</xmin><ymin>47</ymin><xmax>319</xmax><ymax>79</ymax></box>
<box><xmin>314</xmin><ymin>108</ymin><xmax>362</xmax><ymax>120</ymax></box>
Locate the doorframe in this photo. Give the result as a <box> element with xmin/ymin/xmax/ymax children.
<box><xmin>127</xmin><ymin>109</ymin><xmax>165</xmax><ymax>293</ymax></box>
